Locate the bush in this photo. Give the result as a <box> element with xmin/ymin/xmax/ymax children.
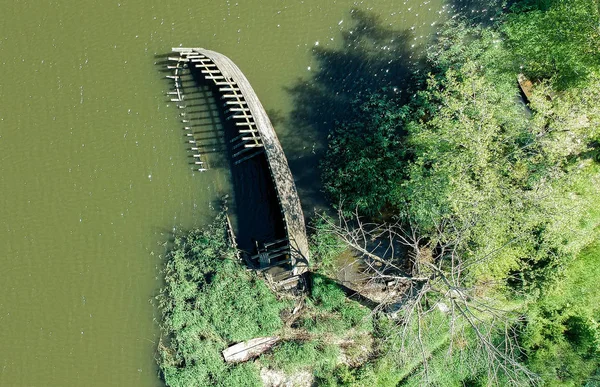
<box><xmin>520</xmin><ymin>242</ymin><xmax>600</xmax><ymax>385</ymax></box>
<box><xmin>156</xmin><ymin>213</ymin><xmax>287</xmax><ymax>386</ymax></box>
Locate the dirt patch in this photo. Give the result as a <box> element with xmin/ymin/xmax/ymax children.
<box><xmin>260</xmin><ymin>368</ymin><xmax>314</xmax><ymax>387</ymax></box>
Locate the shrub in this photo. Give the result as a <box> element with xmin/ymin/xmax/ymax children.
<box><xmin>156</xmin><ymin>213</ymin><xmax>287</xmax><ymax>386</ymax></box>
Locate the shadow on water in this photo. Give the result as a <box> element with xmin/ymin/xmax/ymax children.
<box><xmin>156</xmin><ymin>54</ymin><xmax>292</xmax><ymax>271</ymax></box>
<box><xmin>181</xmin><ymin>64</ymin><xmax>287</xmax><ymax>264</ymax></box>
<box><xmin>447</xmin><ymin>0</ymin><xmax>511</xmax><ymax>25</ymax></box>
<box><xmin>282</xmin><ymin>9</ymin><xmax>421</xmax><ymax>215</ymax></box>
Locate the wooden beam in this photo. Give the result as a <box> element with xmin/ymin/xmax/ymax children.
<box><xmin>234</xmin><ymin>149</ymin><xmax>264</xmax><ymax>165</ymax></box>
<box><xmin>232</xmin><ymin>145</ymin><xmax>255</xmax><ymax>158</ymax></box>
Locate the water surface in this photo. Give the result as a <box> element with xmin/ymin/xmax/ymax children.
<box><xmin>0</xmin><ymin>0</ymin><xmax>454</xmax><ymax>385</ymax></box>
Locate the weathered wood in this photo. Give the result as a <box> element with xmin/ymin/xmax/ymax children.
<box><xmin>264</xmin><ymin>238</ymin><xmax>289</xmax><ymax>248</ymax></box>
<box><xmin>230</xmin><ymin>114</ymin><xmax>254</xmax><ymax>119</ymax></box>
<box><xmin>518</xmin><ymin>73</ymin><xmax>534</xmax><ymax>102</ymax></box>
<box><xmin>181</xmin><ymin>48</ymin><xmax>310</xmax><ymax>276</ymax></box>
<box><xmin>232</xmin><ymin>146</ymin><xmax>255</xmax><ymax>158</ymax></box>
<box><xmin>222</xmin><ymin>337</ymin><xmax>279</xmax><ymax>363</ymax></box>
<box><xmin>232</xmin><ymin>139</ymin><xmax>250</xmax><ymax>150</ymax></box>
<box><xmin>233</xmin><ymin>150</ymin><xmax>264</xmax><ymax>165</ymax></box>
<box><xmin>251</xmin><ymin>244</ymin><xmax>290</xmax><ymax>260</ymax></box>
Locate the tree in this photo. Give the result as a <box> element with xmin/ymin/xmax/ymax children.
<box><xmin>315</xmin><ymin>208</ymin><xmax>537</xmax><ymax>385</ymax></box>
<box><xmin>318</xmin><ymin>15</ymin><xmax>600</xmax><ymax>384</ymax></box>
<box><xmin>503</xmin><ymin>0</ymin><xmax>600</xmax><ymax>89</ymax></box>
<box><xmin>321</xmin><ymin>95</ymin><xmax>408</xmax><ymax>216</ymax></box>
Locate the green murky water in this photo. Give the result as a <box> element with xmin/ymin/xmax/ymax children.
<box><xmin>0</xmin><ymin>0</ymin><xmax>458</xmax><ymax>385</ymax></box>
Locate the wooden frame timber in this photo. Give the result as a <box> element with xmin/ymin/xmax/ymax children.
<box><xmin>168</xmin><ymin>47</ymin><xmax>310</xmax><ymax>277</ymax></box>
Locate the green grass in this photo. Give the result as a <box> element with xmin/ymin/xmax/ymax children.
<box><xmin>521</xmin><ymin>241</ymin><xmax>600</xmax><ymax>386</ymax></box>
<box><xmin>261</xmin><ymin>340</ymin><xmax>340</xmax><ymax>374</ymax></box>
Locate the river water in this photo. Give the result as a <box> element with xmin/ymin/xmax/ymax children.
<box><xmin>0</xmin><ymin>1</ymin><xmax>461</xmax><ymax>385</ymax></box>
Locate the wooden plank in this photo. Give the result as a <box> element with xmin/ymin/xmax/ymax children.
<box><xmin>264</xmin><ymin>238</ymin><xmax>289</xmax><ymax>248</ymax></box>
<box><xmin>222</xmin><ymin>337</ymin><xmax>279</xmax><ymax>363</ymax></box>
<box><xmin>253</xmin><ymin>245</ymin><xmax>290</xmax><ymax>259</ymax></box>
<box><xmin>232</xmin><ymin>139</ymin><xmax>250</xmax><ymax>150</ymax></box>
<box><xmin>171</xmin><ymin>47</ymin><xmax>194</xmax><ymax>52</ymax></box>
<box><xmin>234</xmin><ymin>149</ymin><xmax>264</xmax><ymax>165</ymax></box>
<box><xmin>229</xmin><ymin>133</ymin><xmax>246</xmax><ymax>143</ymax></box>
<box><xmin>232</xmin><ymin>145</ymin><xmax>255</xmax><ymax>158</ymax></box>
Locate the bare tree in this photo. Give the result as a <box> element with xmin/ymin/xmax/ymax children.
<box><xmin>315</xmin><ymin>206</ymin><xmax>539</xmax><ymax>385</ymax></box>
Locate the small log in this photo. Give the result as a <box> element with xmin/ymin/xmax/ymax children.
<box><xmin>222</xmin><ymin>337</ymin><xmax>279</xmax><ymax>363</ymax></box>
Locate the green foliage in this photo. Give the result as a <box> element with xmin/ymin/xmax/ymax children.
<box><xmin>319</xmin><ymin>5</ymin><xmax>600</xmax><ymax>385</ymax></box>
<box><xmin>315</xmin><ymin>363</ymin><xmax>379</xmax><ymax>387</ymax></box>
<box><xmin>521</xmin><ymin>242</ymin><xmax>600</xmax><ymax>385</ymax></box>
<box><xmin>309</xmin><ymin>215</ymin><xmax>347</xmax><ymax>273</ymax></box>
<box><xmin>305</xmin><ymin>274</ymin><xmax>373</xmax><ymax>333</ymax></box>
<box><xmin>156</xmin><ymin>214</ymin><xmax>287</xmax><ymax>387</ymax></box>
<box><xmin>261</xmin><ymin>340</ymin><xmax>340</xmax><ymax>374</ymax></box>
<box><xmin>503</xmin><ymin>0</ymin><xmax>600</xmax><ymax>89</ymax></box>
<box><xmin>321</xmin><ymin>95</ymin><xmax>409</xmax><ymax>215</ymax></box>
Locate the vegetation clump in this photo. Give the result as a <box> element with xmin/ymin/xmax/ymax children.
<box><xmin>156</xmin><ymin>213</ymin><xmax>286</xmax><ymax>387</ymax></box>
<box><xmin>316</xmin><ymin>0</ymin><xmax>600</xmax><ymax>384</ymax></box>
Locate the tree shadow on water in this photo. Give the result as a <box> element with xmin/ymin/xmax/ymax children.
<box><xmin>447</xmin><ymin>0</ymin><xmax>512</xmax><ymax>25</ymax></box>
<box><xmin>282</xmin><ymin>9</ymin><xmax>420</xmax><ymax>215</ymax></box>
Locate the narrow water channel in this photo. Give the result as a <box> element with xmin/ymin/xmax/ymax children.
<box><xmin>0</xmin><ymin>1</ymin><xmax>464</xmax><ymax>385</ymax></box>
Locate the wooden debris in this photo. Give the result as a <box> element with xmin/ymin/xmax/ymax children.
<box><xmin>518</xmin><ymin>73</ymin><xmax>534</xmax><ymax>102</ymax></box>
<box><xmin>222</xmin><ymin>336</ymin><xmax>279</xmax><ymax>363</ymax></box>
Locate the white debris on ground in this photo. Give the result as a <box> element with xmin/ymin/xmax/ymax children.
<box><xmin>260</xmin><ymin>368</ymin><xmax>314</xmax><ymax>387</ymax></box>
